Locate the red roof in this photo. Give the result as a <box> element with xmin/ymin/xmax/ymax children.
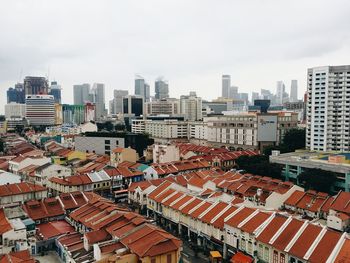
<box><xmin>37</xmin><ymin>220</ymin><xmax>74</xmax><ymax>240</ymax></box>
<box><xmin>201</xmin><ymin>202</ymin><xmax>229</xmax><ymax>224</ymax></box>
<box><xmin>284</xmin><ymin>190</ymin><xmax>305</xmax><ymax>206</ymax></box>
<box><xmin>180</xmin><ymin>198</ymin><xmax>203</xmax><ymax>215</ymax></box>
<box><xmin>240</xmin><ymin>211</ymin><xmax>271</xmax><ymax>234</ymax></box>
<box><xmin>0</xmin><ymin>208</ymin><xmax>12</xmax><ymax>235</ymax></box>
<box><xmin>0</xmin><ymin>250</ymin><xmax>35</xmax><ymax>263</ymax></box>
<box><xmin>189</xmin><ymin>202</ymin><xmax>212</xmax><ymax>218</ymax></box>
<box><xmin>85</xmin><ymin>229</ymin><xmax>111</xmax><ymax>244</ymax></box>
<box><xmin>24</xmin><ymin>198</ymin><xmax>65</xmax><ymax>221</ymax></box>
<box><xmin>329</xmin><ymin>191</ymin><xmax>350</xmax><ymax>214</ymax></box>
<box><xmin>256</xmin><ymin>214</ymin><xmax>288</xmax><ymax>243</ymax></box>
<box><xmin>334</xmin><ymin>237</ymin><xmax>350</xmax><ymax>263</ymax></box>
<box><xmin>0</xmin><ymin>182</ymin><xmax>46</xmax><ymax>197</ymax></box>
<box><xmin>49</xmin><ymin>174</ymin><xmax>92</xmax><ymax>186</ymax></box>
<box><xmin>212</xmin><ymin>206</ymin><xmax>238</xmax><ymax>230</ymax></box>
<box><xmin>231</xmin><ymin>252</ymin><xmax>254</xmax><ymax>263</ymax></box>
<box><xmin>271</xmin><ymin>218</ymin><xmax>304</xmax><ymax>251</ymax></box>
<box><xmin>225</xmin><ymin>207</ymin><xmax>255</xmax><ymax>228</ymax></box>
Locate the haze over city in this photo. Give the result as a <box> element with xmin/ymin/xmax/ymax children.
<box><xmin>1</xmin><ymin>0</ymin><xmax>350</xmax><ymax>113</ymax></box>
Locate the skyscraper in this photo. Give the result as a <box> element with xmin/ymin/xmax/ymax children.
<box><xmin>25</xmin><ymin>95</ymin><xmax>55</xmax><ymax>126</ymax></box>
<box><xmin>290</xmin><ymin>80</ymin><xmax>298</xmax><ymax>102</ymax></box>
<box><xmin>135</xmin><ymin>75</ymin><xmax>150</xmax><ymax>102</ymax></box>
<box><xmin>123</xmin><ymin>95</ymin><xmax>144</xmax><ymax>116</ymax></box>
<box><xmin>73</xmin><ymin>84</ymin><xmax>90</xmax><ymax>105</ymax></box>
<box><xmin>7</xmin><ymin>83</ymin><xmax>25</xmax><ymax>104</ymax></box>
<box><xmin>155</xmin><ymin>78</ymin><xmax>169</xmax><ymax>100</ymax></box>
<box><xmin>276</xmin><ymin>81</ymin><xmax>286</xmax><ymax>105</ymax></box>
<box><xmin>91</xmin><ymin>83</ymin><xmax>106</xmax><ymax>120</ymax></box>
<box><xmin>306</xmin><ymin>65</ymin><xmax>350</xmax><ymax>152</ymax></box>
<box><xmin>49</xmin><ymin>81</ymin><xmax>62</xmax><ymax>104</ymax></box>
<box><xmin>222</xmin><ymin>75</ymin><xmax>231</xmax><ymax>98</ymax></box>
<box><xmin>110</xmin><ymin>90</ymin><xmax>129</xmax><ymax>114</ymax></box>
<box><xmin>180</xmin><ymin>91</ymin><xmax>202</xmax><ymax>121</ymax></box>
<box><xmin>24</xmin><ymin>76</ymin><xmax>49</xmax><ymax>95</ymax></box>
<box><xmin>228</xmin><ymin>86</ymin><xmax>239</xmax><ymax>99</ymax></box>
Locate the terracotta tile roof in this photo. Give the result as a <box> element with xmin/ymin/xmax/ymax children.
<box><xmin>212</xmin><ymin>206</ymin><xmax>238</xmax><ymax>230</ymax></box>
<box><xmin>288</xmin><ymin>224</ymin><xmax>322</xmax><ymax>260</ymax></box>
<box><xmin>308</xmin><ymin>229</ymin><xmax>342</xmax><ymax>263</ymax></box>
<box><xmin>37</xmin><ymin>220</ymin><xmax>74</xmax><ymax>240</ymax></box>
<box><xmin>180</xmin><ymin>198</ymin><xmax>203</xmax><ymax>215</ymax></box>
<box><xmin>189</xmin><ymin>201</ymin><xmax>212</xmax><ymax>218</ymax></box>
<box><xmin>225</xmin><ymin>207</ymin><xmax>256</xmax><ymax>228</ymax></box>
<box><xmin>329</xmin><ymin>191</ymin><xmax>350</xmax><ymax>214</ymax></box>
<box><xmin>240</xmin><ymin>211</ymin><xmax>271</xmax><ymax>234</ymax></box>
<box><xmin>0</xmin><ymin>250</ymin><xmax>35</xmax><ymax>263</ymax></box>
<box><xmin>23</xmin><ymin>198</ymin><xmax>65</xmax><ymax>221</ymax></box>
<box><xmin>200</xmin><ymin>202</ymin><xmax>229</xmax><ymax>224</ymax></box>
<box><xmin>0</xmin><ymin>208</ymin><xmax>12</xmax><ymax>235</ymax></box>
<box><xmin>128</xmin><ymin>181</ymin><xmax>153</xmax><ymax>192</ymax></box>
<box><xmin>147</xmin><ymin>181</ymin><xmax>172</xmax><ymax>200</ymax></box>
<box><xmin>0</xmin><ymin>182</ymin><xmax>46</xmax><ymax>197</ymax></box>
<box><xmin>162</xmin><ymin>192</ymin><xmax>184</xmax><ymax>206</ymax></box>
<box><xmin>170</xmin><ymin>195</ymin><xmax>193</xmax><ymax>210</ymax></box>
<box><xmin>256</xmin><ymin>214</ymin><xmax>288</xmax><ymax>243</ymax></box>
<box><xmin>334</xmin><ymin>237</ymin><xmax>350</xmax><ymax>263</ymax></box>
<box><xmin>85</xmin><ymin>229</ymin><xmax>111</xmax><ymax>244</ymax></box>
<box><xmin>100</xmin><ymin>242</ymin><xmax>125</xmax><ymax>254</ymax></box>
<box><xmin>284</xmin><ymin>190</ymin><xmax>305</xmax><ymax>206</ymax></box>
<box><xmin>321</xmin><ymin>196</ymin><xmax>334</xmax><ymax>213</ymax></box>
<box><xmin>271</xmin><ymin>218</ymin><xmax>304</xmax><ymax>251</ymax></box>
<box><xmin>49</xmin><ymin>174</ymin><xmax>92</xmax><ymax>186</ymax></box>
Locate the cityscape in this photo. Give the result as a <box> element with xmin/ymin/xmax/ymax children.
<box><xmin>1</xmin><ymin>1</ymin><xmax>350</xmax><ymax>263</ymax></box>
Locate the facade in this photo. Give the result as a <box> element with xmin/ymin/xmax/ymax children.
<box><xmin>135</xmin><ymin>76</ymin><xmax>150</xmax><ymax>102</ymax></box>
<box><xmin>54</xmin><ymin>104</ymin><xmax>63</xmax><ymax>125</ymax></box>
<box><xmin>306</xmin><ymin>65</ymin><xmax>350</xmax><ymax>152</ymax></box>
<box><xmin>290</xmin><ymin>79</ymin><xmax>298</xmax><ymax>102</ymax></box>
<box><xmin>180</xmin><ymin>92</ymin><xmax>202</xmax><ymax>121</ymax></box>
<box><xmin>74</xmin><ymin>136</ymin><xmax>125</xmax><ymax>155</ymax></box>
<box><xmin>24</xmin><ymin>76</ymin><xmax>48</xmax><ymax>95</ymax></box>
<box><xmin>4</xmin><ymin>103</ymin><xmax>26</xmax><ymax>119</ymax></box>
<box><xmin>155</xmin><ymin>77</ymin><xmax>169</xmax><ymax>99</ymax></box>
<box><xmin>144</xmin><ymin>120</ymin><xmax>189</xmax><ymax>142</ymax></box>
<box><xmin>73</xmin><ymin>83</ymin><xmax>90</xmax><ymax>105</ymax></box>
<box><xmin>62</xmin><ymin>104</ymin><xmax>85</xmax><ymax>124</ymax></box>
<box><xmin>25</xmin><ymin>95</ymin><xmax>55</xmax><ymax>126</ymax></box>
<box><xmin>153</xmin><ymin>144</ymin><xmax>180</xmax><ymax>163</ymax></box>
<box><xmin>49</xmin><ymin>81</ymin><xmax>62</xmax><ymax>104</ymax></box>
<box><xmin>109</xmin><ymin>89</ymin><xmax>128</xmax><ymax>114</ymax></box>
<box><xmin>222</xmin><ymin>75</ymin><xmax>231</xmax><ymax>98</ymax></box>
<box><xmin>123</xmin><ymin>95</ymin><xmax>144</xmax><ymax>117</ymax></box>
<box><xmin>145</xmin><ymin>98</ymin><xmax>180</xmax><ymax>116</ymax></box>
<box><xmin>110</xmin><ymin>147</ymin><xmax>138</xmax><ymax>167</ymax></box>
<box><xmin>91</xmin><ymin>83</ymin><xmax>106</xmax><ymax>120</ymax></box>
<box><xmin>0</xmin><ymin>182</ymin><xmax>47</xmax><ymax>205</ymax></box>
<box><xmin>7</xmin><ymin>83</ymin><xmax>25</xmax><ymax>104</ymax></box>
<box><xmin>33</xmin><ymin>163</ymin><xmax>72</xmax><ymax>187</ymax></box>
<box><xmin>84</xmin><ymin>102</ymin><xmax>96</xmax><ymax>122</ymax></box>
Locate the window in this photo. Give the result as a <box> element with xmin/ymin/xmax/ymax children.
<box><xmin>280</xmin><ymin>254</ymin><xmax>286</xmax><ymax>263</ymax></box>
<box><xmin>151</xmin><ymin>257</ymin><xmax>156</xmax><ymax>263</ymax></box>
<box><xmin>105</xmin><ymin>140</ymin><xmax>110</xmax><ymax>144</ymax></box>
<box><xmin>273</xmin><ymin>250</ymin><xmax>278</xmax><ymax>263</ymax></box>
<box><xmin>167</xmin><ymin>254</ymin><xmax>172</xmax><ymax>263</ymax></box>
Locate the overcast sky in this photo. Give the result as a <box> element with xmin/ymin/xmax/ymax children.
<box><xmin>1</xmin><ymin>0</ymin><xmax>350</xmax><ymax>113</ymax></box>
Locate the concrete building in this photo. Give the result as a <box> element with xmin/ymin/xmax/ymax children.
<box><xmin>25</xmin><ymin>95</ymin><xmax>55</xmax><ymax>126</ymax></box>
<box><xmin>91</xmin><ymin>83</ymin><xmax>106</xmax><ymax>120</ymax></box>
<box><xmin>145</xmin><ymin>98</ymin><xmax>180</xmax><ymax>116</ymax></box>
<box><xmin>33</xmin><ymin>163</ymin><xmax>72</xmax><ymax>187</ymax></box>
<box><xmin>62</xmin><ymin>104</ymin><xmax>85</xmax><ymax>125</ymax></box>
<box><xmin>4</xmin><ymin>103</ymin><xmax>26</xmax><ymax>119</ymax></box>
<box><xmin>24</xmin><ymin>76</ymin><xmax>48</xmax><ymax>95</ymax></box>
<box><xmin>73</xmin><ymin>83</ymin><xmax>90</xmax><ymax>105</ymax></box>
<box><xmin>180</xmin><ymin>92</ymin><xmax>202</xmax><ymax>121</ymax></box>
<box><xmin>222</xmin><ymin>75</ymin><xmax>231</xmax><ymax>98</ymax></box>
<box><xmin>123</xmin><ymin>95</ymin><xmax>144</xmax><ymax>117</ymax></box>
<box><xmin>7</xmin><ymin>83</ymin><xmax>25</xmax><ymax>104</ymax></box>
<box><xmin>74</xmin><ymin>136</ymin><xmax>125</xmax><ymax>155</ymax></box>
<box><xmin>49</xmin><ymin>81</ymin><xmax>62</xmax><ymax>104</ymax></box>
<box><xmin>135</xmin><ymin>76</ymin><xmax>150</xmax><ymax>102</ymax></box>
<box><xmin>155</xmin><ymin>77</ymin><xmax>169</xmax><ymax>100</ymax></box>
<box><xmin>228</xmin><ymin>86</ymin><xmax>239</xmax><ymax>100</ymax></box>
<box><xmin>110</xmin><ymin>147</ymin><xmax>138</xmax><ymax>167</ymax></box>
<box><xmin>109</xmin><ymin>90</ymin><xmax>128</xmax><ymax>115</ymax></box>
<box><xmin>290</xmin><ymin>79</ymin><xmax>298</xmax><ymax>102</ymax></box>
<box><xmin>84</xmin><ymin>102</ymin><xmax>96</xmax><ymax>122</ymax></box>
<box><xmin>152</xmin><ymin>144</ymin><xmax>180</xmax><ymax>163</ymax></box>
<box><xmin>251</xmin><ymin>92</ymin><xmax>260</xmax><ymax>104</ymax></box>
<box><xmin>306</xmin><ymin>65</ymin><xmax>350</xmax><ymax>152</ymax></box>
<box><xmin>276</xmin><ymin>81</ymin><xmax>286</xmax><ymax>105</ymax></box>
<box><xmin>144</xmin><ymin>120</ymin><xmax>189</xmax><ymax>143</ymax></box>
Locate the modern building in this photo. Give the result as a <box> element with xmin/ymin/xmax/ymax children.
<box><xmin>290</xmin><ymin>79</ymin><xmax>298</xmax><ymax>102</ymax></box>
<box><xmin>222</xmin><ymin>75</ymin><xmax>231</xmax><ymax>98</ymax></box>
<box><xmin>24</xmin><ymin>76</ymin><xmax>49</xmax><ymax>95</ymax></box>
<box><xmin>123</xmin><ymin>95</ymin><xmax>144</xmax><ymax>117</ymax></box>
<box><xmin>73</xmin><ymin>83</ymin><xmax>90</xmax><ymax>105</ymax></box>
<box><xmin>55</xmin><ymin>104</ymin><xmax>63</xmax><ymax>125</ymax></box>
<box><xmin>91</xmin><ymin>83</ymin><xmax>106</xmax><ymax>120</ymax></box>
<box><xmin>155</xmin><ymin>77</ymin><xmax>169</xmax><ymax>100</ymax></box>
<box><xmin>228</xmin><ymin>86</ymin><xmax>239</xmax><ymax>99</ymax></box>
<box><xmin>251</xmin><ymin>92</ymin><xmax>260</xmax><ymax>104</ymax></box>
<box><xmin>7</xmin><ymin>83</ymin><xmax>25</xmax><ymax>104</ymax></box>
<box><xmin>62</xmin><ymin>104</ymin><xmax>85</xmax><ymax>125</ymax></box>
<box><xmin>180</xmin><ymin>92</ymin><xmax>202</xmax><ymax>121</ymax></box>
<box><xmin>4</xmin><ymin>103</ymin><xmax>26</xmax><ymax>119</ymax></box>
<box><xmin>25</xmin><ymin>95</ymin><xmax>55</xmax><ymax>126</ymax></box>
<box><xmin>74</xmin><ymin>136</ymin><xmax>125</xmax><ymax>155</ymax></box>
<box><xmin>306</xmin><ymin>65</ymin><xmax>350</xmax><ymax>152</ymax></box>
<box><xmin>109</xmin><ymin>90</ymin><xmax>128</xmax><ymax>114</ymax></box>
<box><xmin>276</xmin><ymin>81</ymin><xmax>286</xmax><ymax>105</ymax></box>
<box><xmin>238</xmin><ymin>92</ymin><xmax>249</xmax><ymax>105</ymax></box>
<box><xmin>84</xmin><ymin>102</ymin><xmax>96</xmax><ymax>122</ymax></box>
<box><xmin>135</xmin><ymin>75</ymin><xmax>150</xmax><ymax>102</ymax></box>
<box><xmin>49</xmin><ymin>81</ymin><xmax>62</xmax><ymax>104</ymax></box>
<box><xmin>145</xmin><ymin>98</ymin><xmax>180</xmax><ymax>116</ymax></box>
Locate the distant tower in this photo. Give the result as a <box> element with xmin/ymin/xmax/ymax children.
<box><xmin>155</xmin><ymin>77</ymin><xmax>169</xmax><ymax>100</ymax></box>
<box><xmin>276</xmin><ymin>81</ymin><xmax>285</xmax><ymax>105</ymax></box>
<box><xmin>73</xmin><ymin>84</ymin><xmax>90</xmax><ymax>105</ymax></box>
<box><xmin>222</xmin><ymin>75</ymin><xmax>231</xmax><ymax>98</ymax></box>
<box><xmin>290</xmin><ymin>80</ymin><xmax>298</xmax><ymax>102</ymax></box>
<box><xmin>49</xmin><ymin>81</ymin><xmax>62</xmax><ymax>104</ymax></box>
<box><xmin>135</xmin><ymin>75</ymin><xmax>150</xmax><ymax>102</ymax></box>
<box><xmin>24</xmin><ymin>76</ymin><xmax>49</xmax><ymax>95</ymax></box>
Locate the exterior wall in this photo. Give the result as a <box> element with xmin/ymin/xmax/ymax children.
<box><xmin>9</xmin><ymin>157</ymin><xmax>51</xmax><ymax>174</ymax></box>
<box><xmin>141</xmin><ymin>250</ymin><xmax>180</xmax><ymax>263</ymax></box>
<box><xmin>0</xmin><ymin>190</ymin><xmax>48</xmax><ymax>205</ymax></box>
<box><xmin>74</xmin><ymin>136</ymin><xmax>125</xmax><ymax>156</ymax></box>
<box><xmin>110</xmin><ymin>148</ymin><xmax>138</xmax><ymax>167</ymax></box>
<box><xmin>265</xmin><ymin>185</ymin><xmax>304</xmax><ymax>210</ymax></box>
<box><xmin>153</xmin><ymin>145</ymin><xmax>180</xmax><ymax>163</ymax></box>
<box><xmin>35</xmin><ymin>164</ymin><xmax>72</xmax><ymax>186</ymax></box>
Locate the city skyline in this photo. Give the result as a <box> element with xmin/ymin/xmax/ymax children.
<box><xmin>1</xmin><ymin>0</ymin><xmax>350</xmax><ymax>113</ymax></box>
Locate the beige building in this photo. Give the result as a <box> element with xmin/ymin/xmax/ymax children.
<box><xmin>152</xmin><ymin>144</ymin><xmax>180</xmax><ymax>163</ymax></box>
<box><xmin>110</xmin><ymin>147</ymin><xmax>138</xmax><ymax>167</ymax></box>
<box><xmin>145</xmin><ymin>98</ymin><xmax>180</xmax><ymax>116</ymax></box>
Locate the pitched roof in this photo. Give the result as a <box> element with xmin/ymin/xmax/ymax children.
<box><xmin>329</xmin><ymin>191</ymin><xmax>350</xmax><ymax>214</ymax></box>
<box><xmin>0</xmin><ymin>250</ymin><xmax>35</xmax><ymax>263</ymax></box>
<box><xmin>0</xmin><ymin>182</ymin><xmax>46</xmax><ymax>197</ymax></box>
<box><xmin>0</xmin><ymin>208</ymin><xmax>12</xmax><ymax>235</ymax></box>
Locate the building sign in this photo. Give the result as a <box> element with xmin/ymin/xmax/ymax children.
<box><xmin>257</xmin><ymin>115</ymin><xmax>277</xmax><ymax>142</ymax></box>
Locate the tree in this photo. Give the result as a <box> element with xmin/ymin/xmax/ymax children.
<box><xmin>0</xmin><ymin>138</ymin><xmax>4</xmax><ymax>153</ymax></box>
<box><xmin>298</xmin><ymin>168</ymin><xmax>337</xmax><ymax>194</ymax></box>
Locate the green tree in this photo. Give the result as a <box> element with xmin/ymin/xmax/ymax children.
<box><xmin>298</xmin><ymin>168</ymin><xmax>337</xmax><ymax>194</ymax></box>
<box><xmin>235</xmin><ymin>155</ymin><xmax>282</xmax><ymax>179</ymax></box>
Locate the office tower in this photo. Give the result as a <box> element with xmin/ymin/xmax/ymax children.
<box><xmin>155</xmin><ymin>78</ymin><xmax>169</xmax><ymax>100</ymax></box>
<box><xmin>62</xmin><ymin>104</ymin><xmax>85</xmax><ymax>124</ymax></box>
<box><xmin>85</xmin><ymin>102</ymin><xmax>96</xmax><ymax>122</ymax></box>
<box><xmin>25</xmin><ymin>95</ymin><xmax>55</xmax><ymax>126</ymax></box>
<box><xmin>91</xmin><ymin>83</ymin><xmax>106</xmax><ymax>120</ymax></box>
<box><xmin>135</xmin><ymin>75</ymin><xmax>150</xmax><ymax>102</ymax></box>
<box><xmin>180</xmin><ymin>92</ymin><xmax>202</xmax><ymax>121</ymax></box>
<box><xmin>228</xmin><ymin>86</ymin><xmax>239</xmax><ymax>99</ymax></box>
<box><xmin>251</xmin><ymin>92</ymin><xmax>260</xmax><ymax>104</ymax></box>
<box><xmin>49</xmin><ymin>81</ymin><xmax>62</xmax><ymax>104</ymax></box>
<box><xmin>110</xmin><ymin>90</ymin><xmax>129</xmax><ymax>114</ymax></box>
<box><xmin>222</xmin><ymin>75</ymin><xmax>231</xmax><ymax>98</ymax></box>
<box><xmin>239</xmin><ymin>93</ymin><xmax>249</xmax><ymax>105</ymax></box>
<box><xmin>7</xmin><ymin>83</ymin><xmax>25</xmax><ymax>104</ymax></box>
<box><xmin>123</xmin><ymin>95</ymin><xmax>144</xmax><ymax>116</ymax></box>
<box><xmin>290</xmin><ymin>80</ymin><xmax>298</xmax><ymax>102</ymax></box>
<box><xmin>145</xmin><ymin>98</ymin><xmax>180</xmax><ymax>115</ymax></box>
<box><xmin>306</xmin><ymin>65</ymin><xmax>350</xmax><ymax>152</ymax></box>
<box><xmin>24</xmin><ymin>76</ymin><xmax>49</xmax><ymax>95</ymax></box>
<box><xmin>4</xmin><ymin>103</ymin><xmax>26</xmax><ymax>119</ymax></box>
<box><xmin>276</xmin><ymin>81</ymin><xmax>285</xmax><ymax>105</ymax></box>
<box><xmin>55</xmin><ymin>104</ymin><xmax>63</xmax><ymax>125</ymax></box>
<box><xmin>73</xmin><ymin>83</ymin><xmax>90</xmax><ymax>105</ymax></box>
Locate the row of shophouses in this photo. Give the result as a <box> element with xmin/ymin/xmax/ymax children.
<box><xmin>128</xmin><ymin>179</ymin><xmax>350</xmax><ymax>263</ymax></box>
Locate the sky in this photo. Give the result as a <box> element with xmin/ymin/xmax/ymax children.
<box><xmin>1</xmin><ymin>0</ymin><xmax>350</xmax><ymax>113</ymax></box>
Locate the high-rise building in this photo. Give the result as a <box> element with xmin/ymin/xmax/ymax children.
<box><xmin>25</xmin><ymin>95</ymin><xmax>55</xmax><ymax>126</ymax></box>
<box><xmin>228</xmin><ymin>86</ymin><xmax>239</xmax><ymax>100</ymax></box>
<box><xmin>251</xmin><ymin>92</ymin><xmax>260</xmax><ymax>104</ymax></box>
<box><xmin>155</xmin><ymin>78</ymin><xmax>169</xmax><ymax>100</ymax></box>
<box><xmin>306</xmin><ymin>65</ymin><xmax>350</xmax><ymax>152</ymax></box>
<box><xmin>7</xmin><ymin>83</ymin><xmax>25</xmax><ymax>104</ymax></box>
<box><xmin>85</xmin><ymin>102</ymin><xmax>96</xmax><ymax>122</ymax></box>
<box><xmin>180</xmin><ymin>92</ymin><xmax>202</xmax><ymax>121</ymax></box>
<box><xmin>24</xmin><ymin>76</ymin><xmax>49</xmax><ymax>95</ymax></box>
<box><xmin>135</xmin><ymin>76</ymin><xmax>150</xmax><ymax>102</ymax></box>
<box><xmin>73</xmin><ymin>84</ymin><xmax>90</xmax><ymax>105</ymax></box>
<box><xmin>49</xmin><ymin>81</ymin><xmax>62</xmax><ymax>104</ymax></box>
<box><xmin>239</xmin><ymin>93</ymin><xmax>249</xmax><ymax>105</ymax></box>
<box><xmin>145</xmin><ymin>98</ymin><xmax>180</xmax><ymax>116</ymax></box>
<box><xmin>109</xmin><ymin>90</ymin><xmax>129</xmax><ymax>115</ymax></box>
<box><xmin>222</xmin><ymin>75</ymin><xmax>231</xmax><ymax>98</ymax></box>
<box><xmin>4</xmin><ymin>103</ymin><xmax>26</xmax><ymax>119</ymax></box>
<box><xmin>276</xmin><ymin>81</ymin><xmax>285</xmax><ymax>105</ymax></box>
<box><xmin>123</xmin><ymin>95</ymin><xmax>144</xmax><ymax>117</ymax></box>
<box><xmin>62</xmin><ymin>104</ymin><xmax>85</xmax><ymax>124</ymax></box>
<box><xmin>290</xmin><ymin>80</ymin><xmax>298</xmax><ymax>102</ymax></box>
<box><xmin>91</xmin><ymin>83</ymin><xmax>106</xmax><ymax>120</ymax></box>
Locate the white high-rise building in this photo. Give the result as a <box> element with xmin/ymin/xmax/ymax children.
<box><xmin>180</xmin><ymin>92</ymin><xmax>202</xmax><ymax>121</ymax></box>
<box><xmin>4</xmin><ymin>103</ymin><xmax>26</xmax><ymax>119</ymax></box>
<box><xmin>222</xmin><ymin>75</ymin><xmax>231</xmax><ymax>98</ymax></box>
<box><xmin>25</xmin><ymin>95</ymin><xmax>55</xmax><ymax>126</ymax></box>
<box><xmin>91</xmin><ymin>83</ymin><xmax>106</xmax><ymax>120</ymax></box>
<box><xmin>306</xmin><ymin>65</ymin><xmax>350</xmax><ymax>152</ymax></box>
<box><xmin>73</xmin><ymin>84</ymin><xmax>90</xmax><ymax>105</ymax></box>
<box><xmin>290</xmin><ymin>80</ymin><xmax>298</xmax><ymax>102</ymax></box>
<box><xmin>276</xmin><ymin>81</ymin><xmax>285</xmax><ymax>105</ymax></box>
